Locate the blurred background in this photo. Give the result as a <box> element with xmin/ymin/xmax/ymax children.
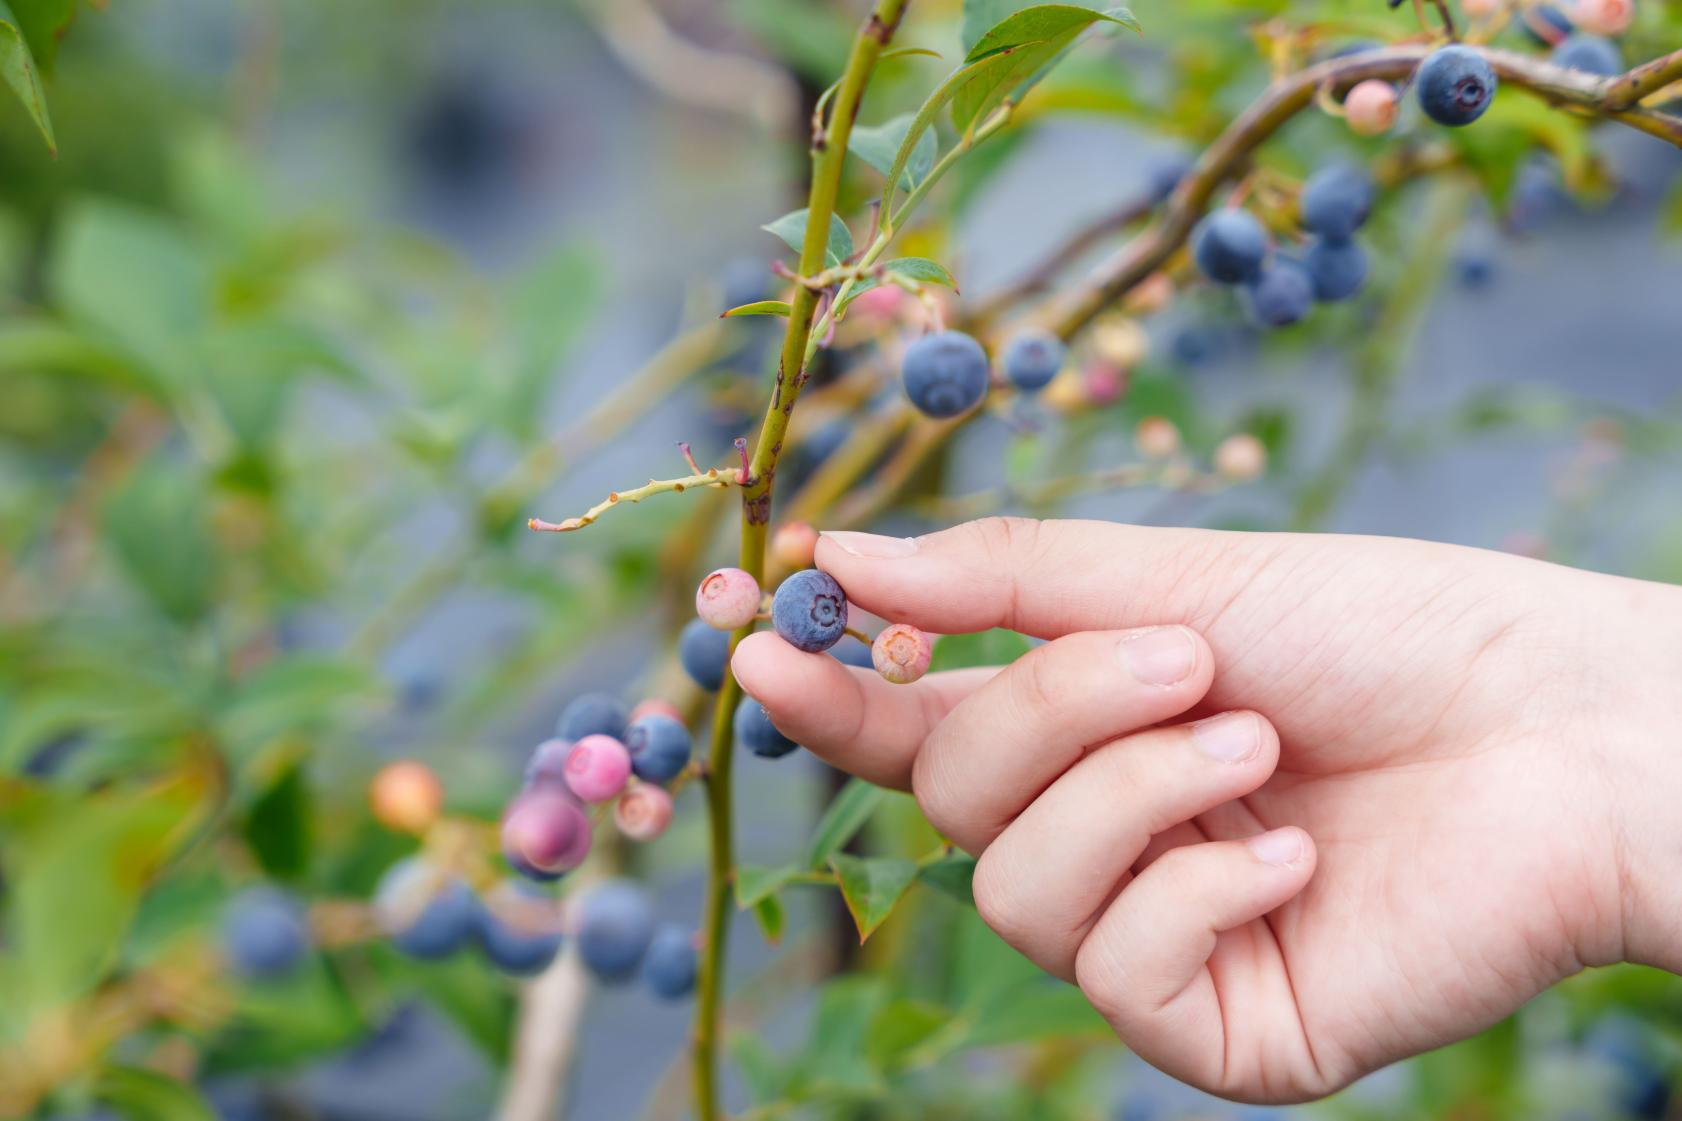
<box><xmin>3</xmin><ymin>0</ymin><xmax>1682</xmax><ymax>1119</ymax></box>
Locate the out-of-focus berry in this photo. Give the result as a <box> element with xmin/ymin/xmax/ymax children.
<box><xmin>872</xmin><ymin>624</ymin><xmax>933</xmax><ymax>684</ymax></box>
<box><xmin>1214</xmin><ymin>434</ymin><xmax>1268</xmax><ymax>482</ymax></box>
<box><xmin>1083</xmin><ymin>362</ymin><xmax>1126</xmax><ymax>407</ymax></box>
<box><xmin>477</xmin><ymin>881</ymin><xmax>563</xmax><ymax>976</ymax></box>
<box><xmin>830</xmin><ymin>635</ymin><xmax>874</xmax><ymax>668</ymax></box>
<box><xmin>369</xmin><ymin>760</ymin><xmax>444</xmax><ymax>835</ymax></box>
<box><xmin>642</xmin><ymin>924</ymin><xmax>699</xmax><ymax>1000</ymax></box>
<box><xmin>614</xmin><ymin>783</ymin><xmax>675</xmax><ymax>842</ymax></box>
<box><xmin>1135</xmin><ymin>417</ymin><xmax>1182</xmax><ymax>459</ymax></box>
<box><xmin>1345</xmin><ymin>80</ymin><xmax>1399</xmax><ymax>135</ymax></box>
<box><xmin>1002</xmin><ymin>329</ymin><xmax>1066</xmax><ymax>392</ymax></box>
<box><xmin>1244</xmin><ymin>261</ymin><xmax>1313</xmax><ymax>327</ymax></box>
<box><xmin>1123</xmin><ymin>272</ymin><xmax>1174</xmax><ymax>315</ymax></box>
<box><xmin>772</xmin><ymin>522</ymin><xmax>820</xmax><ymax>570</ymax></box>
<box><xmin>695</xmin><ymin>567</ymin><xmax>762</xmax><ymax>631</ymax></box>
<box><xmin>563</xmin><ymin>734</ymin><xmax>632</xmax><ymax>803</ymax></box>
<box><xmin>1299</xmin><ymin>164</ymin><xmax>1373</xmax><ymax>240</ymax></box>
<box><xmin>502</xmin><ymin>788</ymin><xmax>592</xmax><ymax>879</ymax></box>
<box><xmin>1304</xmin><ymin>237</ymin><xmax>1368</xmax><ymax>302</ymax></box>
<box><xmin>734</xmin><ymin>699</ymin><xmax>799</xmax><ymax>759</ymax></box>
<box><xmin>375</xmin><ymin>857</ymin><xmax>482</xmax><ymax>960</ymax></box>
<box><xmin>576</xmin><ymin>880</ymin><xmax>656</xmax><ymax>983</ymax></box>
<box><xmin>555</xmin><ymin>693</ymin><xmax>627</xmax><ymax>743</ymax></box>
<box><xmin>1091</xmin><ymin>316</ymin><xmax>1148</xmax><ymax>368</ymax></box>
<box><xmin>523</xmin><ymin>738</ymin><xmax>571</xmax><ymax>787</ymax></box>
<box><xmin>679</xmin><ymin>620</ymin><xmax>731</xmax><ymax>691</ymax></box>
<box><xmin>223</xmin><ymin>887</ymin><xmax>310</xmax><ymax>980</ymax></box>
<box><xmin>1552</xmin><ymin>33</ymin><xmax>1623</xmax><ymax>75</ymax></box>
<box><xmin>1574</xmin><ymin>0</ymin><xmax>1634</xmax><ymax>36</ymax></box>
<box><xmin>1192</xmin><ymin>209</ymin><xmax>1269</xmax><ymax>285</ymax></box>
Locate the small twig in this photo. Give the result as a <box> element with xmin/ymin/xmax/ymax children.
<box><xmin>527</xmin><ymin>469</ymin><xmax>746</xmax><ymax>534</ymax></box>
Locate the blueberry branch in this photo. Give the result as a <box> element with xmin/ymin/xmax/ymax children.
<box><xmin>526</xmin><ymin>467</ymin><xmax>749</xmax><ymax>534</ymax></box>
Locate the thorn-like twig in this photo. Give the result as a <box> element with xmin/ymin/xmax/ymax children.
<box><xmin>526</xmin><ymin>469</ymin><xmax>743</xmax><ymax>533</ymax></box>
<box><xmin>733</xmin><ymin>438</ymin><xmax>751</xmax><ymax>483</ymax></box>
<box><xmin>678</xmin><ymin>442</ymin><xmax>703</xmax><ymax>474</ymax></box>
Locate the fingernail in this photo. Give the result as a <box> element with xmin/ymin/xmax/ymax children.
<box><xmin>1119</xmin><ymin>626</ymin><xmax>1197</xmax><ymax>686</ymax></box>
<box><xmin>1247</xmin><ymin>828</ymin><xmax>1304</xmax><ymax>867</ymax></box>
<box><xmin>821</xmin><ymin>531</ymin><xmax>919</xmax><ymax>559</ymax></box>
<box><xmin>1192</xmin><ymin>712</ymin><xmax>1260</xmax><ymax>763</ymax></box>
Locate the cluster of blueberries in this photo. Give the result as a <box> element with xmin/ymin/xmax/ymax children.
<box><xmin>893</xmin><ymin>324</ymin><xmax>1072</xmax><ymax>422</ymax></box>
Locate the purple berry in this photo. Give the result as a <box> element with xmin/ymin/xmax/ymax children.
<box><xmin>576</xmin><ymin>879</ymin><xmax>656</xmax><ymax>983</ymax></box>
<box><xmin>1001</xmin><ymin>329</ymin><xmax>1065</xmax><ymax>392</ymax></box>
<box><xmin>641</xmin><ymin>923</ymin><xmax>698</xmax><ymax>1000</ymax></box>
<box><xmin>624</xmin><ymin>714</ymin><xmax>692</xmax><ymax>784</ymax></box>
<box><xmin>523</xmin><ymin>737</ymin><xmax>572</xmax><ymax>787</ymax></box>
<box><xmin>502</xmin><ymin>788</ymin><xmax>592</xmax><ymax>880</ymax></box>
<box><xmin>223</xmin><ymin>886</ymin><xmax>310</xmax><ymax>980</ymax></box>
<box><xmin>679</xmin><ymin>619</ymin><xmax>730</xmax><ymax>691</ymax></box>
<box><xmin>1298</xmin><ymin>164</ymin><xmax>1373</xmax><ymax>240</ymax></box>
<box><xmin>555</xmin><ymin>693</ymin><xmax>627</xmax><ymax>742</ymax></box>
<box><xmin>734</xmin><ymin>698</ymin><xmax>798</xmax><ymax>759</ymax></box>
<box><xmin>1192</xmin><ymin>209</ymin><xmax>1269</xmax><ymax>285</ymax></box>
<box><xmin>695</xmin><ymin>567</ymin><xmax>761</xmax><ymax>630</ymax></box>
<box><xmin>770</xmin><ymin>569</ymin><xmax>848</xmax><ymax>653</ymax></box>
<box><xmin>375</xmin><ymin>858</ymin><xmax>482</xmax><ymax>960</ymax></box>
<box><xmin>563</xmin><ymin>734</ymin><xmax>631</xmax><ymax>803</ymax></box>
<box><xmin>901</xmin><ymin>331</ymin><xmax>989</xmax><ymax>419</ymax></box>
<box><xmin>1416</xmin><ymin>45</ymin><xmax>1497</xmax><ymax>127</ymax></box>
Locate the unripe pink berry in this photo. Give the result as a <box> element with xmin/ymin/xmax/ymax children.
<box><xmin>629</xmin><ymin>698</ymin><xmax>684</xmax><ymax>724</ymax></box>
<box><xmin>564</xmin><ymin>734</ymin><xmax>632</xmax><ymax>803</ymax></box>
<box><xmin>1214</xmin><ymin>433</ymin><xmax>1268</xmax><ymax>482</ymax></box>
<box><xmin>613</xmin><ymin>783</ymin><xmax>674</xmax><ymax>842</ymax></box>
<box><xmin>695</xmin><ymin>567</ymin><xmax>761</xmax><ymax>630</ymax></box>
<box><xmin>369</xmin><ymin>760</ymin><xmax>444</xmax><ymax>834</ymax></box>
<box><xmin>1135</xmin><ymin>416</ymin><xmax>1182</xmax><ymax>460</ymax></box>
<box><xmin>502</xmin><ymin>788</ymin><xmax>592</xmax><ymax>873</ymax></box>
<box><xmin>846</xmin><ymin>284</ymin><xmax>905</xmax><ymax>325</ymax></box>
<box><xmin>1574</xmin><ymin>0</ymin><xmax>1633</xmax><ymax>36</ymax></box>
<box><xmin>771</xmin><ymin>522</ymin><xmax>819</xmax><ymax>570</ymax></box>
<box><xmin>1463</xmin><ymin>0</ymin><xmax>1499</xmax><ymax>18</ymax></box>
<box><xmin>1083</xmin><ymin>361</ymin><xmax>1126</xmax><ymax>407</ymax></box>
<box><xmin>872</xmin><ymin>623</ymin><xmax>933</xmax><ymax>685</ymax></box>
<box><xmin>1344</xmin><ymin>80</ymin><xmax>1398</xmax><ymax>136</ymax></box>
<box><xmin>1091</xmin><ymin>316</ymin><xmax>1148</xmax><ymax>368</ymax></box>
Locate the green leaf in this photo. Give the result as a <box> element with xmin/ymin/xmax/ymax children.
<box><xmin>0</xmin><ymin>0</ymin><xmax>54</xmax><ymax>154</ymax></box>
<box><xmin>735</xmin><ymin>862</ymin><xmax>799</xmax><ymax>908</ymax></box>
<box><xmin>96</xmin><ymin>1066</ymin><xmax>216</xmax><ymax>1121</ymax></box>
<box><xmin>244</xmin><ymin>757</ymin><xmax>312</xmax><ymax>882</ymax></box>
<box><xmin>850</xmin><ymin>112</ymin><xmax>938</xmax><ymax>190</ymax></box>
<box><xmin>865</xmin><ymin>998</ymin><xmax>953</xmax><ymax>1068</ymax></box>
<box><xmin>879</xmin><ymin>49</ymin><xmax>1020</xmax><ymax>220</ymax></box>
<box><xmin>929</xmin><ymin>628</ymin><xmax>1032</xmax><ymax>672</ymax></box>
<box><xmin>798</xmin><ymin>975</ymin><xmax>889</xmax><ymax>1094</ymax></box>
<box><xmin>729</xmin><ymin>1032</ymin><xmax>791</xmax><ymax>1104</ymax></box>
<box><xmin>829</xmin><ymin>853</ymin><xmax>918</xmax><ymax>942</ymax></box>
<box><xmin>804</xmin><ymin>777</ymin><xmax>886</xmax><ymax>869</ymax></box>
<box><xmin>100</xmin><ymin>462</ymin><xmax>216</xmax><ymax>625</ymax></box>
<box><xmin>961</xmin><ymin>979</ymin><xmax>1111</xmax><ymax>1047</ymax></box>
<box><xmin>841</xmin><ymin>257</ymin><xmax>959</xmax><ymax>313</ymax></box>
<box><xmin>751</xmin><ymin>892</ymin><xmax>785</xmax><ymax>944</ymax></box>
<box><xmin>918</xmin><ymin>852</ymin><xmax>977</xmax><ymax>905</ymax></box>
<box><xmin>722</xmin><ymin>299</ymin><xmax>792</xmax><ymax>319</ymax></box>
<box><xmin>954</xmin><ymin>5</ymin><xmax>1139</xmax><ymax>134</ymax></box>
<box><xmin>762</xmin><ymin>208</ymin><xmax>854</xmax><ymax>268</ymax></box>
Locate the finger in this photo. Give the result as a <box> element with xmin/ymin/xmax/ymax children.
<box><xmin>1074</xmin><ymin>828</ymin><xmax>1318</xmax><ymax>1093</ymax></box>
<box><xmin>817</xmin><ymin>517</ymin><xmax>1284</xmax><ymax>640</ymax></box>
<box><xmin>973</xmin><ymin>710</ymin><xmax>1279</xmax><ymax>980</ymax></box>
<box><xmin>915</xmin><ymin>626</ymin><xmax>1213</xmax><ymax>853</ymax></box>
<box><xmin>730</xmin><ymin>630</ymin><xmax>996</xmax><ymax>788</ymax></box>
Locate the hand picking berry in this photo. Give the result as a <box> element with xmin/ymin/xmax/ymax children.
<box><xmin>771</xmin><ymin>568</ymin><xmax>849</xmax><ymax>653</ymax></box>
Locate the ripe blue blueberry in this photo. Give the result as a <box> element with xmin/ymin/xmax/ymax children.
<box><xmin>1552</xmin><ymin>34</ymin><xmax>1622</xmax><ymax>76</ymax></box>
<box><xmin>1191</xmin><ymin>209</ymin><xmax>1269</xmax><ymax>285</ymax></box>
<box><xmin>1455</xmin><ymin>250</ymin><xmax>1495</xmax><ymax>289</ymax></box>
<box><xmin>476</xmin><ymin>883</ymin><xmax>564</xmax><ymax>977</ymax></box>
<box><xmin>624</xmin><ymin>714</ymin><xmax>692</xmax><ymax>784</ymax></box>
<box><xmin>1303</xmin><ymin>237</ymin><xmax>1368</xmax><ymax>302</ymax></box>
<box><xmin>1521</xmin><ymin>3</ymin><xmax>1575</xmax><ymax>46</ymax></box>
<box><xmin>1244</xmin><ymin>260</ymin><xmax>1313</xmax><ymax>327</ymax></box>
<box><xmin>1584</xmin><ymin>1017</ymin><xmax>1671</xmax><ymax>1120</ymax></box>
<box><xmin>1298</xmin><ymin>164</ymin><xmax>1373</xmax><ymax>240</ymax></box>
<box><xmin>576</xmin><ymin>879</ymin><xmax>656</xmax><ymax>983</ymax></box>
<box><xmin>829</xmin><ymin>635</ymin><xmax>874</xmax><ymax>668</ymax></box>
<box><xmin>900</xmin><ymin>330</ymin><xmax>990</xmax><ymax>419</ymax></box>
<box><xmin>734</xmin><ymin>698</ymin><xmax>799</xmax><ymax>759</ymax></box>
<box><xmin>1415</xmin><ymin>45</ymin><xmax>1497</xmax><ymax>126</ymax></box>
<box><xmin>678</xmin><ymin>619</ymin><xmax>730</xmax><ymax>691</ymax></box>
<box><xmin>1144</xmin><ymin>152</ymin><xmax>1192</xmax><ymax>202</ymax></box>
<box><xmin>555</xmin><ymin>692</ymin><xmax>627</xmax><ymax>742</ymax></box>
<box><xmin>1001</xmin><ymin>329</ymin><xmax>1065</xmax><ymax>392</ymax></box>
<box><xmin>376</xmin><ymin>857</ymin><xmax>483</xmax><ymax>959</ymax></box>
<box><xmin>223</xmin><ymin>887</ymin><xmax>310</xmax><ymax>980</ymax></box>
<box><xmin>641</xmin><ymin>923</ymin><xmax>698</xmax><ymax>1000</ymax></box>
<box><xmin>771</xmin><ymin>569</ymin><xmax>849</xmax><ymax>653</ymax></box>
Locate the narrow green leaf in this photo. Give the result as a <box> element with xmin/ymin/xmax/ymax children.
<box><xmin>244</xmin><ymin>757</ymin><xmax>312</xmax><ymax>882</ymax></box>
<box><xmin>0</xmin><ymin>0</ymin><xmax>55</xmax><ymax>154</ymax></box>
<box><xmin>762</xmin><ymin>209</ymin><xmax>854</xmax><ymax>267</ymax></box>
<box><xmin>879</xmin><ymin>48</ymin><xmax>1020</xmax><ymax>221</ymax></box>
<box><xmin>722</xmin><ymin>299</ymin><xmax>792</xmax><ymax>319</ymax></box>
<box><xmin>918</xmin><ymin>852</ymin><xmax>977</xmax><ymax>905</ymax></box>
<box><xmin>850</xmin><ymin>112</ymin><xmax>938</xmax><ymax>190</ymax></box>
<box><xmin>751</xmin><ymin>893</ymin><xmax>786</xmax><ymax>944</ymax></box>
<box><xmin>865</xmin><ymin>998</ymin><xmax>953</xmax><ymax>1068</ymax></box>
<box><xmin>961</xmin><ymin>980</ymin><xmax>1112</xmax><ymax>1046</ymax></box>
<box><xmin>735</xmin><ymin>862</ymin><xmax>799</xmax><ymax>909</ymax></box>
<box><xmin>829</xmin><ymin>853</ymin><xmax>918</xmax><ymax>942</ymax></box>
<box><xmin>804</xmin><ymin>777</ymin><xmax>886</xmax><ymax>869</ymax></box>
<box><xmin>96</xmin><ymin>1066</ymin><xmax>216</xmax><ymax>1121</ymax></box>
<box><xmin>928</xmin><ymin>628</ymin><xmax>1032</xmax><ymax>672</ymax></box>
<box><xmin>966</xmin><ymin>4</ymin><xmax>1137</xmax><ymax>61</ymax></box>
<box><xmin>839</xmin><ymin>257</ymin><xmax>958</xmax><ymax>313</ymax></box>
<box><xmin>954</xmin><ymin>6</ymin><xmax>1139</xmax><ymax>133</ymax></box>
<box><xmin>883</xmin><ymin>46</ymin><xmax>943</xmax><ymax>61</ymax></box>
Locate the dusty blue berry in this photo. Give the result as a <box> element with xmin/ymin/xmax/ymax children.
<box><xmin>771</xmin><ymin>569</ymin><xmax>848</xmax><ymax>653</ymax></box>
<box><xmin>1192</xmin><ymin>209</ymin><xmax>1269</xmax><ymax>285</ymax></box>
<box><xmin>1145</xmin><ymin>152</ymin><xmax>1192</xmax><ymax>202</ymax></box>
<box><xmin>1244</xmin><ymin>260</ymin><xmax>1313</xmax><ymax>327</ymax></box>
<box><xmin>1416</xmin><ymin>45</ymin><xmax>1497</xmax><ymax>126</ymax></box>
<box><xmin>376</xmin><ymin>859</ymin><xmax>483</xmax><ymax>959</ymax></box>
<box><xmin>1299</xmin><ymin>164</ymin><xmax>1373</xmax><ymax>240</ymax></box>
<box><xmin>576</xmin><ymin>880</ymin><xmax>656</xmax><ymax>983</ymax></box>
<box><xmin>1002</xmin><ymin>329</ymin><xmax>1065</xmax><ymax>392</ymax></box>
<box><xmin>901</xmin><ymin>331</ymin><xmax>989</xmax><ymax>419</ymax></box>
<box><xmin>642</xmin><ymin>923</ymin><xmax>698</xmax><ymax>1000</ymax></box>
<box><xmin>1455</xmin><ymin>250</ymin><xmax>1495</xmax><ymax>289</ymax></box>
<box><xmin>678</xmin><ymin>619</ymin><xmax>730</xmax><ymax>691</ymax></box>
<box><xmin>1304</xmin><ymin>237</ymin><xmax>1367</xmax><ymax>302</ymax></box>
<box><xmin>476</xmin><ymin>883</ymin><xmax>563</xmax><ymax>977</ymax></box>
<box><xmin>734</xmin><ymin>698</ymin><xmax>798</xmax><ymax>759</ymax></box>
<box><xmin>223</xmin><ymin>887</ymin><xmax>310</xmax><ymax>980</ymax></box>
<box><xmin>1521</xmin><ymin>3</ymin><xmax>1575</xmax><ymax>45</ymax></box>
<box><xmin>555</xmin><ymin>692</ymin><xmax>627</xmax><ymax>742</ymax></box>
<box><xmin>624</xmin><ymin>714</ymin><xmax>692</xmax><ymax>784</ymax></box>
<box><xmin>1552</xmin><ymin>34</ymin><xmax>1622</xmax><ymax>76</ymax></box>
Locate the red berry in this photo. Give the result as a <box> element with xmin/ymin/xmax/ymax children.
<box><xmin>695</xmin><ymin>567</ymin><xmax>762</xmax><ymax>630</ymax></box>
<box><xmin>564</xmin><ymin>735</ymin><xmax>632</xmax><ymax>803</ymax></box>
<box><xmin>614</xmin><ymin>783</ymin><xmax>674</xmax><ymax>842</ymax></box>
<box><xmin>872</xmin><ymin>623</ymin><xmax>933</xmax><ymax>685</ymax></box>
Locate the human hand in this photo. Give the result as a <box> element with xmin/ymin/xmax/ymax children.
<box><xmin>730</xmin><ymin>518</ymin><xmax>1682</xmax><ymax>1102</ymax></box>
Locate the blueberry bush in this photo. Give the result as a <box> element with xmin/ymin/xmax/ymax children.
<box><xmin>3</xmin><ymin>1</ymin><xmax>1682</xmax><ymax>1119</ymax></box>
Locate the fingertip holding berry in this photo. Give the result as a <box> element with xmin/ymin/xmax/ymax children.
<box><xmin>695</xmin><ymin>567</ymin><xmax>762</xmax><ymax>630</ymax></box>
<box><xmin>771</xmin><ymin>521</ymin><xmax>820</xmax><ymax>570</ymax></box>
<box><xmin>1344</xmin><ymin>80</ymin><xmax>1398</xmax><ymax>136</ymax></box>
<box><xmin>642</xmin><ymin>923</ymin><xmax>699</xmax><ymax>1000</ymax></box>
<box><xmin>614</xmin><ymin>782</ymin><xmax>675</xmax><ymax>842</ymax></box>
<box><xmin>1135</xmin><ymin>416</ymin><xmax>1182</xmax><ymax>459</ymax></box>
<box><xmin>223</xmin><ymin>886</ymin><xmax>311</xmax><ymax>980</ymax></box>
<box><xmin>901</xmin><ymin>330</ymin><xmax>990</xmax><ymax>418</ymax></box>
<box><xmin>624</xmin><ymin>714</ymin><xmax>692</xmax><ymax>784</ymax></box>
<box><xmin>563</xmin><ymin>734</ymin><xmax>632</xmax><ymax>803</ymax></box>
<box><xmin>1192</xmin><ymin>208</ymin><xmax>1269</xmax><ymax>285</ymax></box>
<box><xmin>555</xmin><ymin>692</ymin><xmax>628</xmax><ymax>742</ymax></box>
<box><xmin>1215</xmin><ymin>433</ymin><xmax>1269</xmax><ymax>482</ymax></box>
<box><xmin>1299</xmin><ymin>165</ymin><xmax>1373</xmax><ymax>240</ymax></box>
<box><xmin>576</xmin><ymin>879</ymin><xmax>657</xmax><ymax>983</ymax></box>
<box><xmin>368</xmin><ymin>760</ymin><xmax>444</xmax><ymax>835</ymax></box>
<box><xmin>1001</xmin><ymin>328</ymin><xmax>1066</xmax><ymax>392</ymax></box>
<box><xmin>871</xmin><ymin>623</ymin><xmax>932</xmax><ymax>684</ymax></box>
<box><xmin>679</xmin><ymin>619</ymin><xmax>731</xmax><ymax>690</ymax></box>
<box><xmin>1416</xmin><ymin>45</ymin><xmax>1497</xmax><ymax>127</ymax></box>
<box><xmin>502</xmin><ymin>788</ymin><xmax>592</xmax><ymax>879</ymax></box>
<box><xmin>734</xmin><ymin>698</ymin><xmax>800</xmax><ymax>759</ymax></box>
<box><xmin>770</xmin><ymin>569</ymin><xmax>849</xmax><ymax>653</ymax></box>
<box><xmin>1244</xmin><ymin>260</ymin><xmax>1313</xmax><ymax>328</ymax></box>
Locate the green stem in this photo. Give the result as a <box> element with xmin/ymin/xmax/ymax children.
<box><xmin>691</xmin><ymin>4</ymin><xmax>909</xmax><ymax>1119</ymax></box>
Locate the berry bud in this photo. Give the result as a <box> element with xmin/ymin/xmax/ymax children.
<box><xmin>871</xmin><ymin>624</ymin><xmax>933</xmax><ymax>685</ymax></box>
<box><xmin>771</xmin><ymin>522</ymin><xmax>820</xmax><ymax>570</ymax></box>
<box><xmin>696</xmin><ymin>567</ymin><xmax>762</xmax><ymax>630</ymax></box>
<box><xmin>1574</xmin><ymin>0</ymin><xmax>1633</xmax><ymax>36</ymax></box>
<box><xmin>502</xmin><ymin>788</ymin><xmax>592</xmax><ymax>878</ymax></box>
<box><xmin>1083</xmin><ymin>362</ymin><xmax>1126</xmax><ymax>406</ymax></box>
<box><xmin>564</xmin><ymin>734</ymin><xmax>632</xmax><ymax>803</ymax></box>
<box><xmin>1214</xmin><ymin>433</ymin><xmax>1268</xmax><ymax>482</ymax></box>
<box><xmin>1135</xmin><ymin>416</ymin><xmax>1182</xmax><ymax>460</ymax></box>
<box><xmin>369</xmin><ymin>760</ymin><xmax>444</xmax><ymax>835</ymax></box>
<box><xmin>614</xmin><ymin>783</ymin><xmax>675</xmax><ymax>842</ymax></box>
<box><xmin>1344</xmin><ymin>80</ymin><xmax>1398</xmax><ymax>136</ymax></box>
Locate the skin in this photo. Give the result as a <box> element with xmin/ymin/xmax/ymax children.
<box><xmin>730</xmin><ymin>518</ymin><xmax>1682</xmax><ymax>1104</ymax></box>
